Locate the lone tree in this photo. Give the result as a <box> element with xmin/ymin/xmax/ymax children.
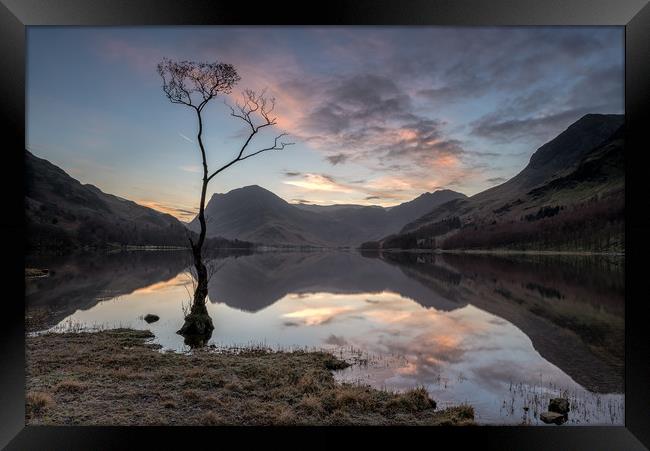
<box><xmin>158</xmin><ymin>58</ymin><xmax>292</xmax><ymax>342</ymax></box>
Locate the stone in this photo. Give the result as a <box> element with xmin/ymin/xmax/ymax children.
<box><xmin>143</xmin><ymin>314</ymin><xmax>160</xmax><ymax>323</ymax></box>
<box><xmin>540</xmin><ymin>411</ymin><xmax>567</xmax><ymax>425</ymax></box>
<box><xmin>549</xmin><ymin>397</ymin><xmax>570</xmax><ymax>415</ymax></box>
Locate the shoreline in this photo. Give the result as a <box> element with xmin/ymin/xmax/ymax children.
<box><xmin>27</xmin><ymin>246</ymin><xmax>625</xmax><ymax>257</ymax></box>
<box><xmin>26</xmin><ymin>328</ymin><xmax>474</xmax><ymax>426</ymax></box>
<box><xmin>375</xmin><ymin>248</ymin><xmax>625</xmax><ymax>257</ymax></box>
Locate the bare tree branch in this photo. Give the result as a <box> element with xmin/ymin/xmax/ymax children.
<box><xmin>207</xmin><ymin>90</ymin><xmax>292</xmax><ymax>182</ymax></box>
<box><xmin>240</xmin><ymin>134</ymin><xmax>293</xmax><ymax>161</ymax></box>
<box><xmin>207</xmin><ymin>134</ymin><xmax>293</xmax><ymax>182</ymax></box>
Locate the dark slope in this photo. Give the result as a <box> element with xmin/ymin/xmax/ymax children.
<box><xmin>26</xmin><ymin>150</ymin><xmax>190</xmax><ymax>250</ymax></box>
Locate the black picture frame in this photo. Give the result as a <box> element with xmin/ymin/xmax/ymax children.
<box><xmin>1</xmin><ymin>0</ymin><xmax>648</xmax><ymax>449</ymax></box>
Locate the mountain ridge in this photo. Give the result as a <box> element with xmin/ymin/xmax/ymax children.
<box><xmin>189</xmin><ymin>185</ymin><xmax>466</xmax><ymax>247</ymax></box>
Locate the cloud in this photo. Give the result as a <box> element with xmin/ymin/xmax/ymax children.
<box><xmin>470</xmin><ymin>63</ymin><xmax>623</xmax><ymax>144</ymax></box>
<box><xmin>283</xmin><ymin>172</ymin><xmax>430</xmax><ymax>205</ymax></box>
<box><xmin>179</xmin><ymin>132</ymin><xmax>195</xmax><ymax>144</ymax></box>
<box><xmin>291</xmin><ymin>198</ymin><xmax>313</xmax><ymax>205</ymax></box>
<box><xmin>136</xmin><ymin>199</ymin><xmax>198</xmax><ymax>222</ymax></box>
<box><xmin>297</xmin><ymin>74</ymin><xmax>415</xmax><ymax>158</ymax></box>
<box><xmin>326</xmin><ymin>153</ymin><xmax>349</xmax><ymax>165</ymax></box>
<box><xmin>471</xmin><ymin>108</ymin><xmax>593</xmax><ymax>143</ymax></box>
<box><xmin>180</xmin><ymin>165</ymin><xmax>201</xmax><ymax>173</ymax></box>
<box><xmin>417</xmin><ymin>84</ymin><xmax>474</xmax><ymax>104</ymax></box>
<box><xmin>283</xmin><ymin>173</ymin><xmax>352</xmax><ymax>193</ymax></box>
<box><xmin>284</xmin><ymin>72</ymin><xmax>481</xmax><ymax>195</ymax></box>
<box><xmin>485</xmin><ymin>177</ymin><xmax>507</xmax><ymax>184</ymax></box>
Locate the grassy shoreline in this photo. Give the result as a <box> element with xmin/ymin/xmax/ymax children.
<box><xmin>26</xmin><ymin>328</ymin><xmax>474</xmax><ymax>426</ymax></box>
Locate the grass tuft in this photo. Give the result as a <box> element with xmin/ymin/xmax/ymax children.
<box><xmin>26</xmin><ymin>391</ymin><xmax>54</xmax><ymax>418</ymax></box>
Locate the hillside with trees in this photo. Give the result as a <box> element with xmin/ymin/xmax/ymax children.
<box><xmin>367</xmin><ymin>114</ymin><xmax>624</xmax><ymax>253</ymax></box>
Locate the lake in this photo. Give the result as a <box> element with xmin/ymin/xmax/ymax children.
<box><xmin>25</xmin><ymin>249</ymin><xmax>624</xmax><ymax>425</ymax></box>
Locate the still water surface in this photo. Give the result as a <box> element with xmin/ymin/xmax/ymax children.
<box><xmin>26</xmin><ymin>250</ymin><xmax>624</xmax><ymax>425</ymax></box>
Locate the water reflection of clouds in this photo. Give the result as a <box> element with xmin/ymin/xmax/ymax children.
<box><xmin>280</xmin><ymin>290</ymin><xmax>545</xmax><ymax>394</ymax></box>
<box><xmin>283</xmin><ymin>306</ymin><xmax>355</xmax><ymax>326</ymax></box>
<box><xmin>279</xmin><ymin>291</ymin><xmax>404</xmax><ymax>326</ymax></box>
<box><xmin>130</xmin><ymin>272</ymin><xmax>193</xmax><ymax>294</ymax></box>
<box><xmin>37</xmin><ymin>250</ymin><xmax>624</xmax><ymax>425</ymax></box>
<box><xmin>471</xmin><ymin>360</ymin><xmax>532</xmax><ymax>391</ymax></box>
<box><xmin>276</xmin><ymin>291</ymin><xmax>485</xmax><ymax>379</ymax></box>
<box><xmin>324</xmin><ymin>334</ymin><xmax>348</xmax><ymax>346</ymax></box>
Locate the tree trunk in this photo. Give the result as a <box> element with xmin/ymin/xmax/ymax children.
<box><xmin>177</xmin><ymin>111</ymin><xmax>214</xmax><ymax>346</ymax></box>
<box><xmin>190</xmin><ymin>242</ymin><xmax>209</xmax><ymax>314</ymax></box>
<box><xmin>177</xmin><ymin>238</ymin><xmax>214</xmax><ymax>344</ymax></box>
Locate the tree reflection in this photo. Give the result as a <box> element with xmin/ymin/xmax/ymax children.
<box><xmin>177</xmin><ymin>259</ymin><xmax>226</xmax><ymax>348</ymax></box>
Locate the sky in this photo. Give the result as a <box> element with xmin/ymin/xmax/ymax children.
<box><xmin>27</xmin><ymin>26</ymin><xmax>624</xmax><ymax>221</ymax></box>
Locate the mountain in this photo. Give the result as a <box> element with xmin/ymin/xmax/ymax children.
<box><xmin>25</xmin><ymin>150</ymin><xmax>236</xmax><ymax>251</ymax></box>
<box><xmin>293</xmin><ymin>189</ymin><xmax>465</xmax><ymax>243</ymax></box>
<box><xmin>498</xmin><ymin>113</ymin><xmax>624</xmax><ymax>193</ymax></box>
<box><xmin>188</xmin><ymin>185</ymin><xmax>466</xmax><ymax>247</ymax></box>
<box><xmin>377</xmin><ymin>114</ymin><xmax>625</xmax><ymax>252</ymax></box>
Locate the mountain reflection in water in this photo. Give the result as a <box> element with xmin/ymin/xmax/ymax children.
<box><xmin>26</xmin><ymin>250</ymin><xmax>624</xmax><ymax>425</ymax></box>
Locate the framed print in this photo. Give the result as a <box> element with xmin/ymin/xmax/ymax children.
<box><xmin>1</xmin><ymin>0</ymin><xmax>649</xmax><ymax>449</ymax></box>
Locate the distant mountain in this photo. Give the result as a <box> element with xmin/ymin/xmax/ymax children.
<box><xmin>25</xmin><ymin>150</ymin><xmax>251</xmax><ymax>251</ymax></box>
<box><xmin>376</xmin><ymin>114</ymin><xmax>625</xmax><ymax>252</ymax></box>
<box><xmin>297</xmin><ymin>189</ymin><xmax>464</xmax><ymax>234</ymax></box>
<box><xmin>188</xmin><ymin>185</ymin><xmax>466</xmax><ymax>247</ymax></box>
